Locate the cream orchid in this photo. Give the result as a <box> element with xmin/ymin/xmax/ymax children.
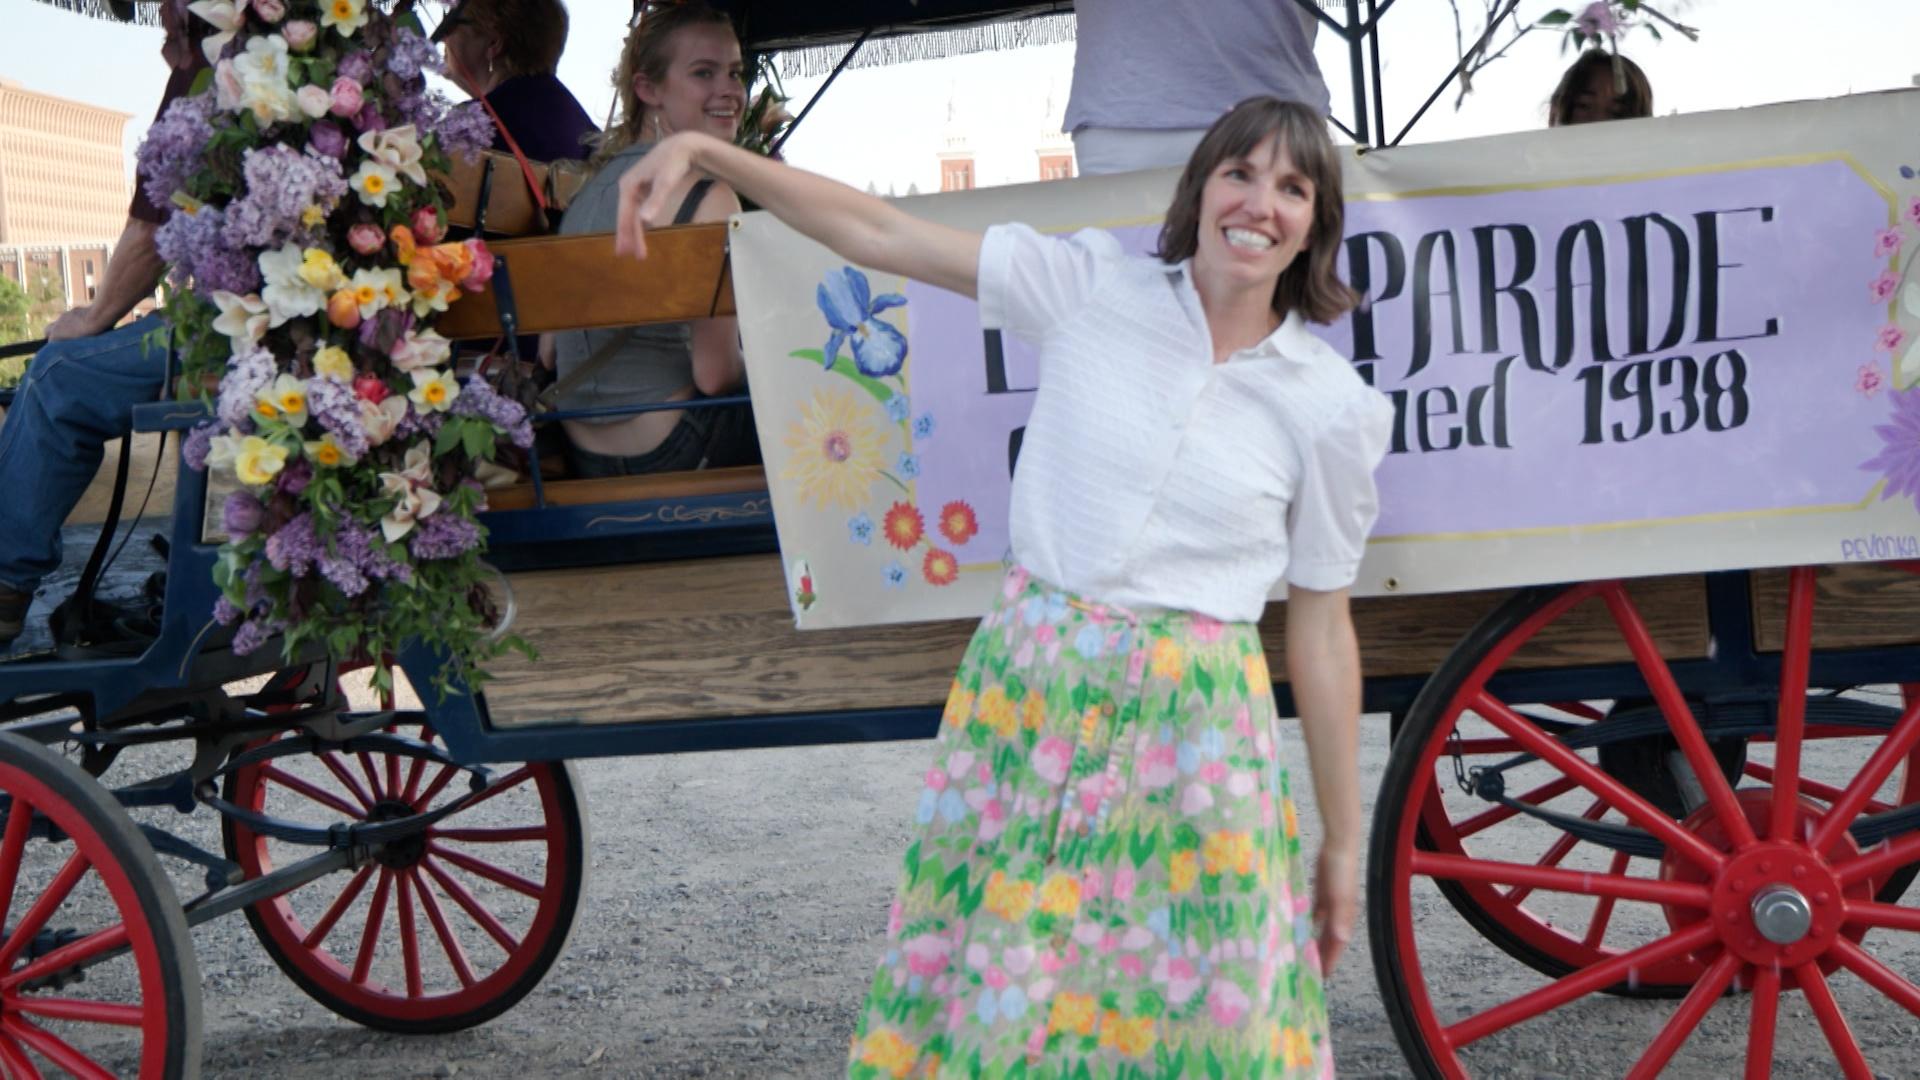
<box><xmin>377</xmin><ymin>442</ymin><xmax>441</xmax><ymax>541</ymax></box>
<box><xmin>210</xmin><ymin>291</ymin><xmax>269</xmax><ymax>352</ymax></box>
<box><xmin>232</xmin><ymin>35</ymin><xmax>296</xmax><ymax>124</ymax></box>
<box><xmin>357</xmin><ymin>126</ymin><xmax>428</xmax><ymax>187</ymax></box>
<box><xmin>359</xmin><ymin>395</ymin><xmax>407</xmax><ymax>447</ymax></box>
<box><xmin>260</xmin><ymin>243</ymin><xmax>324</xmax><ymax>327</ymax></box>
<box><xmin>187</xmin><ymin>0</ymin><xmax>249</xmax><ymax>67</ymax></box>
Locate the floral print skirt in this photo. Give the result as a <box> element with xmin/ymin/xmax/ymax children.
<box><xmin>848</xmin><ymin>567</ymin><xmax>1332</xmax><ymax>1080</ymax></box>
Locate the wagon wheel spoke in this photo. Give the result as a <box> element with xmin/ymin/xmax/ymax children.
<box><xmin>6</xmin><ymin>995</ymin><xmax>143</xmax><ymax>1027</ymax></box>
<box><xmin>0</xmin><ymin>1034</ymin><xmax>41</xmax><ymax>1080</ymax></box>
<box><xmin>430</xmin><ymin>826</ymin><xmax>548</xmax><ymax>844</ymax></box>
<box><xmin>1411</xmin><ymin>849</ymin><xmax>1709</xmax><ymax>907</ymax></box>
<box><xmin>1625</xmin><ymin>950</ymin><xmax>1741</xmax><ymax>1080</ymax></box>
<box><xmin>350</xmin><ymin>868</ymin><xmax>395</xmax><ymax>986</ymax></box>
<box><xmin>428</xmin><ymin>843</ymin><xmax>542</xmax><ymax>899</ymax></box>
<box><xmin>7</xmin><ymin>1018</ymin><xmax>112</xmax><ymax>1080</ymax></box>
<box><xmin>1741</xmin><ymin>763</ymin><xmax>1891</xmax><ymax>815</ymax></box>
<box><xmin>1830</xmin><ymin>935</ymin><xmax>1920</xmax><ymax>1018</ymax></box>
<box><xmin>1810</xmin><ymin>691</ymin><xmax>1920</xmax><ymax>858</ymax></box>
<box><xmin>414</xmin><ymin>763</ymin><xmax>461</xmax><ymax>810</ymax></box>
<box><xmin>0</xmin><ymin>925</ymin><xmax>129</xmax><ymax>993</ymax></box>
<box><xmin>1743</xmin><ymin>964</ymin><xmax>1781</xmax><ymax>1080</ymax></box>
<box><xmin>316</xmin><ymin>751</ymin><xmax>376</xmax><ymax>812</ymax></box>
<box><xmin>1473</xmin><ymin>691</ymin><xmax>1725</xmax><ymax>873</ymax></box>
<box><xmin>385</xmin><ymin>751</ymin><xmax>403</xmax><ymax>808</ymax></box>
<box><xmin>397</xmin><ymin>871</ymin><xmax>423</xmax><ymax>999</ymax></box>
<box><xmin>1445</xmin><ymin>922</ymin><xmax>1718</xmax><ymax>1047</ymax></box>
<box><xmin>1580</xmin><ymin>850</ymin><xmax>1632</xmax><ymax>949</ymax></box>
<box><xmin>400</xmin><ymin>754</ymin><xmax>430</xmax><ymax>806</ymax></box>
<box><xmin>1768</xmin><ymin>567</ymin><xmax>1817</xmax><ymax>842</ymax></box>
<box><xmin>420</xmin><ymin>858</ymin><xmax>520</xmax><ymax>954</ymax></box>
<box><xmin>1797</xmin><ymin>962</ymin><xmax>1873</xmax><ymax>1080</ymax></box>
<box><xmin>302</xmin><ymin>864</ymin><xmax>375</xmax><ymax>950</ymax></box>
<box><xmin>1454</xmin><ymin>776</ymin><xmax>1579</xmax><ymax>839</ymax></box>
<box><xmin>0</xmin><ymin>795</ymin><xmax>36</xmax><ymax>933</ymax></box>
<box><xmin>355</xmin><ymin>751</ymin><xmax>386</xmax><ymax>802</ymax></box>
<box><xmin>455</xmin><ymin>767</ymin><xmax>537</xmax><ymax>815</ymax></box>
<box><xmin>262</xmin><ymin>765</ymin><xmax>364</xmax><ymax>820</ymax></box>
<box><xmin>1501</xmin><ymin>798</ymin><xmax>1606</xmax><ymax>905</ymax></box>
<box><xmin>410</xmin><ymin>869</ymin><xmax>478</xmax><ymax>989</ymax></box>
<box><xmin>1841</xmin><ymin>830</ymin><xmax>1920</xmax><ymax>887</ymax></box>
<box><xmin>1601</xmin><ymin>583</ymin><xmax>1756</xmax><ymax>849</ymax></box>
<box><xmin>0</xmin><ymin>854</ymin><xmax>88</xmax><ymax>971</ymax></box>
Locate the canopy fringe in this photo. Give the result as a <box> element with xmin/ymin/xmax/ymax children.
<box><xmin>25</xmin><ymin>0</ymin><xmax>160</xmax><ymax>26</ymax></box>
<box><xmin>775</xmin><ymin>14</ymin><xmax>1075</xmax><ymax>80</ymax></box>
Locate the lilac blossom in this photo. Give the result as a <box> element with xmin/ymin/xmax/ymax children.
<box><xmin>435</xmin><ymin>101</ymin><xmax>497</xmax><ymax>161</ymax></box>
<box><xmin>315</xmin><ymin>517</ymin><xmax>412</xmax><ymax>596</ymax></box>
<box><xmin>306</xmin><ymin>376</ymin><xmax>370</xmax><ymax>459</ymax></box>
<box><xmin>183</xmin><ymin>423</ymin><xmax>217</xmax><ymax>471</ymax></box>
<box><xmin>395</xmin><ymin>403</ymin><xmax>443</xmax><ymax>441</ymax></box>
<box><xmin>336</xmin><ymin>50</ymin><xmax>375</xmax><ymax>85</ymax></box>
<box><xmin>265</xmin><ymin>512</ymin><xmax>321</xmax><ymax>575</ymax></box>
<box><xmin>451</xmin><ymin>376</ymin><xmax>534</xmax><ymax>448</ymax></box>
<box><xmin>218</xmin><ymin>347</ymin><xmax>276</xmax><ymax>427</ymax></box>
<box><xmin>157</xmin><ymin>207</ymin><xmax>261</xmax><ymax>296</ymax></box>
<box><xmin>392</xmin><ymin>89</ymin><xmax>449</xmax><ymax>134</ymax></box>
<box><xmin>136</xmin><ymin>92</ymin><xmax>217</xmax><ymax>209</ymax></box>
<box><xmin>213</xmin><ymin>595</ymin><xmax>243</xmax><ymax>626</ymax></box>
<box><xmin>231</xmin><ymin>617</ymin><xmax>273</xmax><ymax>656</ymax></box>
<box><xmin>222</xmin><ymin>146</ymin><xmax>348</xmax><ymax>250</ymax></box>
<box><xmin>385</xmin><ymin>27</ymin><xmax>442</xmax><ymax>80</ymax></box>
<box><xmin>1864</xmin><ymin>388</ymin><xmax>1920</xmax><ymax>512</ymax></box>
<box><xmin>409</xmin><ymin>511</ymin><xmax>482</xmax><ymax>561</ymax></box>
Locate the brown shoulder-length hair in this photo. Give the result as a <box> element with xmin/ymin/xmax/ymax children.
<box><xmin>1548</xmin><ymin>49</ymin><xmax>1653</xmax><ymax>126</ymax></box>
<box><xmin>1155</xmin><ymin>97</ymin><xmax>1357</xmax><ymax>326</ymax></box>
<box><xmin>594</xmin><ymin>1</ymin><xmax>737</xmax><ymax>165</ymax></box>
<box><xmin>457</xmin><ymin>0</ymin><xmax>571</xmax><ymax>78</ymax></box>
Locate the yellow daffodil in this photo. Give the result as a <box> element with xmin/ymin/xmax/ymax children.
<box><xmin>256</xmin><ymin>373</ymin><xmax>309</xmax><ymax>427</ymax></box>
<box><xmin>297</xmin><ymin>247</ymin><xmax>346</xmax><ymax>291</ymax></box>
<box><xmin>312</xmin><ymin>345</ymin><xmax>353</xmax><ymax>382</ymax></box>
<box><xmin>304</xmin><ymin>432</ymin><xmax>355</xmax><ymax>468</ymax></box>
<box><xmin>408</xmin><ymin>368</ymin><xmax>460</xmax><ymax>413</ymax></box>
<box><xmin>233</xmin><ymin>436</ymin><xmax>288</xmax><ymax>487</ymax></box>
<box><xmin>300</xmin><ymin>204</ymin><xmax>326</xmax><ymax>229</ymax></box>
<box><xmin>349</xmin><ymin>267</ymin><xmax>408</xmax><ymax>320</ymax></box>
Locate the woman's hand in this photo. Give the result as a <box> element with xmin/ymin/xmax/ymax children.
<box><xmin>1313</xmin><ymin>843</ymin><xmax>1360</xmax><ymax>976</ymax></box>
<box><xmin>613</xmin><ymin>133</ymin><xmax>705</xmax><ymax>260</ymax></box>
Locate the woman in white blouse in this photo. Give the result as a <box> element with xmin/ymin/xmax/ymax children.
<box><xmin>617</xmin><ymin>96</ymin><xmax>1390</xmax><ymax>1080</ymax></box>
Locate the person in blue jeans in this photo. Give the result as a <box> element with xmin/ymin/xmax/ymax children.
<box><xmin>0</xmin><ymin>0</ymin><xmax>198</xmax><ymax>648</ymax></box>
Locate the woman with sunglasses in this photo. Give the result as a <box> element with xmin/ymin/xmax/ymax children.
<box><xmin>435</xmin><ymin>0</ymin><xmax>598</xmax><ymax>164</ymax></box>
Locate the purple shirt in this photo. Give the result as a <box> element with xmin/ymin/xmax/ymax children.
<box><xmin>485</xmin><ymin>74</ymin><xmax>598</xmax><ymax>163</ymax></box>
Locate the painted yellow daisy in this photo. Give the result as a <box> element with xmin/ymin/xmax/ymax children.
<box><xmin>782</xmin><ymin>389</ymin><xmax>885</xmax><ymax>511</ymax></box>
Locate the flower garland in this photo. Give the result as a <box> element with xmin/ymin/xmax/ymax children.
<box><xmin>140</xmin><ymin>0</ymin><xmax>531</xmax><ymax>692</ymax></box>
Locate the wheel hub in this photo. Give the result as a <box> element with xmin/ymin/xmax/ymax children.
<box><xmin>367</xmin><ymin>799</ymin><xmax>428</xmax><ymax>869</ymax></box>
<box><xmin>1661</xmin><ymin>788</ymin><xmax>1879</xmax><ymax>979</ymax></box>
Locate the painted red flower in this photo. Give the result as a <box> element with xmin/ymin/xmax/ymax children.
<box><xmin>883</xmin><ymin>502</ymin><xmax>925</xmax><ymax>550</ymax></box>
<box><xmin>922</xmin><ymin>547</ymin><xmax>959</xmax><ymax>586</ymax></box>
<box><xmin>937</xmin><ymin>499</ymin><xmax>979</xmax><ymax>546</ymax></box>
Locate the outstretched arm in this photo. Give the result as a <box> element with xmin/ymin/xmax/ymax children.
<box><xmin>614</xmin><ymin>132</ymin><xmax>982</xmax><ymax>298</ymax></box>
<box><xmin>1285</xmin><ymin>583</ymin><xmax>1364</xmax><ymax>976</ymax></box>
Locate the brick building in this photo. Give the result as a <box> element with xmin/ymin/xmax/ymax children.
<box><xmin>0</xmin><ymin>78</ymin><xmax>132</xmax><ymax>316</ymax></box>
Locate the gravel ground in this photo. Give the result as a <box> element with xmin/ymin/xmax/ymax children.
<box><xmin>12</xmin><ymin>700</ymin><xmax>1902</xmax><ymax>1080</ymax></box>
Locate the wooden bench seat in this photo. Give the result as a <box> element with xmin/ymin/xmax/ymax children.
<box><xmin>486</xmin><ymin>465</ymin><xmax>767</xmax><ymax>511</ymax></box>
<box><xmin>437</xmin><ymin>226</ymin><xmax>735</xmax><ymax>340</ymax></box>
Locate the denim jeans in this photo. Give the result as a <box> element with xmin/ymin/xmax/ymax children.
<box><xmin>0</xmin><ymin>314</ymin><xmax>169</xmax><ymax>594</ymax></box>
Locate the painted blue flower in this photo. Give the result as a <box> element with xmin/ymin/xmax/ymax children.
<box><xmin>913</xmin><ymin>412</ymin><xmax>937</xmax><ymax>440</ymax></box>
<box><xmin>1073</xmin><ymin>624</ymin><xmax>1107</xmax><ymax>659</ymax></box>
<box><xmin>1147</xmin><ymin>906</ymin><xmax>1172</xmax><ymax>942</ymax></box>
<box><xmin>897</xmin><ymin>451</ymin><xmax>921</xmax><ymax>479</ymax></box>
<box><xmin>883</xmin><ymin>561</ymin><xmax>908</xmax><ymax>589</ymax></box>
<box><xmin>885</xmin><ymin>394</ymin><xmax>911</xmax><ymax>423</ymax></box>
<box><xmin>818</xmin><ymin>266</ymin><xmax>908</xmax><ymax>377</ymax></box>
<box><xmin>848</xmin><ymin>511</ymin><xmax>875</xmax><ymax>546</ymax></box>
<box><xmin>976</xmin><ymin>986</ymin><xmax>1029</xmax><ymax>1025</ymax></box>
<box><xmin>1177</xmin><ymin>742</ymin><xmax>1202</xmax><ymax>775</ymax></box>
<box><xmin>936</xmin><ymin>789</ymin><xmax>969</xmax><ymax>824</ymax></box>
<box><xmin>916</xmin><ymin>788</ymin><xmax>937</xmax><ymax>824</ymax></box>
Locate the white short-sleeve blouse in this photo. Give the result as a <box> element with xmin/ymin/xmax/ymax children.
<box><xmin>976</xmin><ymin>222</ymin><xmax>1394</xmax><ymax>623</ymax></box>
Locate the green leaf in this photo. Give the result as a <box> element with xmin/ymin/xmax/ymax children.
<box><xmin>1538</xmin><ymin>9</ymin><xmax>1574</xmax><ymax>25</ymax></box>
<box><xmin>1194</xmin><ymin>664</ymin><xmax>1215</xmax><ymax>705</ymax></box>
<box><xmin>786</xmin><ymin>349</ymin><xmax>898</xmax><ymax>408</ymax></box>
<box><xmin>1645</xmin><ymin>22</ymin><xmax>1662</xmax><ymax>41</ymax></box>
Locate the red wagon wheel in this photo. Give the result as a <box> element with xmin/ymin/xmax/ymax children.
<box><xmin>220</xmin><ymin>721</ymin><xmax>587</xmax><ymax>1034</ymax></box>
<box><xmin>1373</xmin><ymin>568</ymin><xmax>1920</xmax><ymax>1078</ymax></box>
<box><xmin>0</xmin><ymin>733</ymin><xmax>202</xmax><ymax>1078</ymax></box>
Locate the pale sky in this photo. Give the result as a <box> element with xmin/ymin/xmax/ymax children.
<box><xmin>3</xmin><ymin>0</ymin><xmax>1917</xmax><ymax>196</ymax></box>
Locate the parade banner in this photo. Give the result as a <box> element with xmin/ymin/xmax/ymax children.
<box><xmin>731</xmin><ymin>89</ymin><xmax>1920</xmax><ymax>629</ymax></box>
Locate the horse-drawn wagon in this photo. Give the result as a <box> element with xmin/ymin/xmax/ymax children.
<box><xmin>4</xmin><ymin>1</ymin><xmax>1920</xmax><ymax>1076</ymax></box>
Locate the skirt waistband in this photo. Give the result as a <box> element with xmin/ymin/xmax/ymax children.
<box><xmin>1001</xmin><ymin>565</ymin><xmax>1245</xmax><ymax>634</ymax></box>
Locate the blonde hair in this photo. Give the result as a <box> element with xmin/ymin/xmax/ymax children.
<box><xmin>595</xmin><ymin>2</ymin><xmax>736</xmax><ymax>165</ymax></box>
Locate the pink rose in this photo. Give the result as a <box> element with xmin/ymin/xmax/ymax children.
<box><xmin>1872</xmin><ymin>269</ymin><xmax>1901</xmax><ymax>304</ymax></box>
<box><xmin>1111</xmin><ymin>866</ymin><xmax>1136</xmax><ymax>901</ymax></box>
<box><xmin>282</xmin><ymin>18</ymin><xmax>317</xmax><ymax>50</ymax></box>
<box><xmin>329</xmin><ymin>77</ymin><xmax>364</xmax><ymax>119</ymax></box>
<box><xmin>1878</xmin><ymin>324</ymin><xmax>1907</xmax><ymax>353</ymax></box>
<box><xmin>347</xmin><ymin>223</ymin><xmax>384</xmax><ymax>256</ymax></box>
<box><xmin>924</xmin><ymin>768</ymin><xmax>947</xmax><ymax>792</ymax></box>
<box><xmin>1858</xmin><ymin>362</ymin><xmax>1886</xmax><ymax>397</ymax></box>
<box><xmin>251</xmin><ymin>0</ymin><xmax>285</xmax><ymax>22</ymax></box>
<box><xmin>460</xmin><ymin>238</ymin><xmax>494</xmax><ymax>290</ymax></box>
<box><xmin>412</xmin><ymin>207</ymin><xmax>446</xmax><ymax>244</ymax></box>
<box><xmin>1875</xmin><ymin>227</ymin><xmax>1903</xmax><ymax>260</ymax></box>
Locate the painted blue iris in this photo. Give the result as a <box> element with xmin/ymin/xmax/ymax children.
<box><xmin>818</xmin><ymin>267</ymin><xmax>908</xmax><ymax>377</ymax></box>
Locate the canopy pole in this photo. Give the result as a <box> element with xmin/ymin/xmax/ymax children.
<box><xmin>771</xmin><ymin>29</ymin><xmax>874</xmax><ymax>158</ymax></box>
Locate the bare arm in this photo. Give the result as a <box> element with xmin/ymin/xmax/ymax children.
<box><xmin>47</xmin><ymin>218</ymin><xmax>164</xmax><ymax>341</ymax></box>
<box><xmin>1285</xmin><ymin>583</ymin><xmax>1364</xmax><ymax>974</ymax></box>
<box><xmin>615</xmin><ymin>132</ymin><xmax>982</xmax><ymax>299</ymax></box>
<box><xmin>686</xmin><ymin>179</ymin><xmax>745</xmax><ymax>395</ymax></box>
